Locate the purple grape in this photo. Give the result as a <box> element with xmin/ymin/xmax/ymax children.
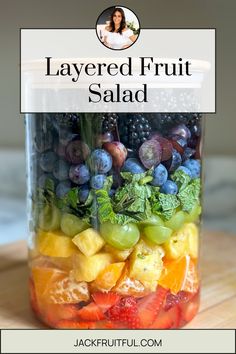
<box><xmin>170</xmin><ymin>124</ymin><xmax>191</xmax><ymax>140</ymax></box>
<box><xmin>90</xmin><ymin>174</ymin><xmax>106</xmax><ymax>189</ymax></box>
<box><xmin>96</xmin><ymin>132</ymin><xmax>114</xmax><ymax>146</ymax></box>
<box><xmin>151</xmin><ymin>164</ymin><xmax>168</xmax><ymax>186</ymax></box>
<box><xmin>151</xmin><ymin>135</ymin><xmax>173</xmax><ymax>161</ymax></box>
<box><xmin>56</xmin><ymin>180</ymin><xmax>71</xmax><ymax>198</ymax></box>
<box><xmin>39</xmin><ymin>151</ymin><xmax>57</xmax><ymax>172</ymax></box>
<box><xmin>53</xmin><ymin>159</ymin><xmax>70</xmax><ymax>181</ymax></box>
<box><xmin>65</xmin><ymin>140</ymin><xmax>90</xmax><ymax>164</ymax></box>
<box><xmin>122</xmin><ymin>158</ymin><xmax>145</xmax><ymax>174</ymax></box>
<box><xmin>139</xmin><ymin>139</ymin><xmax>162</xmax><ymax>169</ymax></box>
<box><xmin>170</xmin><ymin>135</ymin><xmax>187</xmax><ymax>155</ymax></box>
<box><xmin>69</xmin><ymin>164</ymin><xmax>90</xmax><ymax>185</ymax></box>
<box><xmin>164</xmin><ymin>149</ymin><xmax>182</xmax><ymax>172</ymax></box>
<box><xmin>89</xmin><ymin>149</ymin><xmax>112</xmax><ymax>174</ymax></box>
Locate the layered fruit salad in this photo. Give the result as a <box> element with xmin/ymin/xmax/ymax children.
<box><xmin>28</xmin><ymin>113</ymin><xmax>202</xmax><ymax>329</ymax></box>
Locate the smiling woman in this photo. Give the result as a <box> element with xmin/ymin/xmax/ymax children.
<box><xmin>97</xmin><ymin>6</ymin><xmax>140</xmax><ymax>50</ymax></box>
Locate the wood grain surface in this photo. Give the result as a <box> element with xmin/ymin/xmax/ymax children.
<box><xmin>0</xmin><ymin>231</ymin><xmax>235</xmax><ymax>329</ymax></box>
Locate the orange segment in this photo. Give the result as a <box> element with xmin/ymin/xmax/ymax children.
<box><xmin>159</xmin><ymin>255</ymin><xmax>199</xmax><ymax>295</ymax></box>
<box><xmin>112</xmin><ymin>265</ymin><xmax>150</xmax><ymax>297</ymax></box>
<box><xmin>31</xmin><ymin>267</ymin><xmax>89</xmax><ymax>304</ymax></box>
<box><xmin>91</xmin><ymin>262</ymin><xmax>125</xmax><ymax>291</ymax></box>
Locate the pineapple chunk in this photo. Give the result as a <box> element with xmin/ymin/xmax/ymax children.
<box><xmin>129</xmin><ymin>239</ymin><xmax>163</xmax><ymax>284</ymax></box>
<box><xmin>164</xmin><ymin>223</ymin><xmax>199</xmax><ymax>260</ymax></box>
<box><xmin>37</xmin><ymin>229</ymin><xmax>77</xmax><ymax>258</ymax></box>
<box><xmin>164</xmin><ymin>230</ymin><xmax>187</xmax><ymax>260</ymax></box>
<box><xmin>72</xmin><ymin>228</ymin><xmax>105</xmax><ymax>257</ymax></box>
<box><xmin>104</xmin><ymin>244</ymin><xmax>133</xmax><ymax>261</ymax></box>
<box><xmin>183</xmin><ymin>223</ymin><xmax>199</xmax><ymax>259</ymax></box>
<box><xmin>72</xmin><ymin>252</ymin><xmax>112</xmax><ymax>282</ymax></box>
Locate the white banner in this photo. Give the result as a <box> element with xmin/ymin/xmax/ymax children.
<box><xmin>1</xmin><ymin>329</ymin><xmax>235</xmax><ymax>353</ymax></box>
<box><xmin>21</xmin><ymin>29</ymin><xmax>215</xmax><ymax>113</ymax></box>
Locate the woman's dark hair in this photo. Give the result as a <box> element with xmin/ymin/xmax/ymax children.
<box><xmin>109</xmin><ymin>8</ymin><xmax>126</xmax><ymax>35</ymax></box>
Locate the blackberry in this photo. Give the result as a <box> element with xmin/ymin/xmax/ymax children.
<box><xmin>119</xmin><ymin>114</ymin><xmax>151</xmax><ymax>149</ymax></box>
<box><xmin>54</xmin><ymin>113</ymin><xmax>80</xmax><ymax>131</ymax></box>
<box><xmin>186</xmin><ymin>113</ymin><xmax>202</xmax><ymax>137</ymax></box>
<box><xmin>100</xmin><ymin>113</ymin><xmax>118</xmax><ymax>133</ymax></box>
<box><xmin>149</xmin><ymin>113</ymin><xmax>202</xmax><ymax>135</ymax></box>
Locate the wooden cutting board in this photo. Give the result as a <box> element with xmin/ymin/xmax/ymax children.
<box><xmin>0</xmin><ymin>231</ymin><xmax>236</xmax><ymax>329</ymax></box>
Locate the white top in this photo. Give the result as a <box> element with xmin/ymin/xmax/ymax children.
<box><xmin>103</xmin><ymin>28</ymin><xmax>134</xmax><ymax>49</ymax></box>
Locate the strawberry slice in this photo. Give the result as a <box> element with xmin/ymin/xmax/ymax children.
<box><xmin>55</xmin><ymin>319</ymin><xmax>96</xmax><ymax>329</ymax></box>
<box><xmin>180</xmin><ymin>299</ymin><xmax>199</xmax><ymax>323</ymax></box>
<box><xmin>149</xmin><ymin>306</ymin><xmax>180</xmax><ymax>329</ymax></box>
<box><xmin>136</xmin><ymin>286</ymin><xmax>168</xmax><ymax>328</ymax></box>
<box><xmin>107</xmin><ymin>296</ymin><xmax>138</xmax><ymax>328</ymax></box>
<box><xmin>92</xmin><ymin>292</ymin><xmax>120</xmax><ymax>313</ymax></box>
<box><xmin>77</xmin><ymin>302</ymin><xmax>105</xmax><ymax>321</ymax></box>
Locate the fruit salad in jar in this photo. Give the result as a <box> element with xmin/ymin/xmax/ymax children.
<box><xmin>27</xmin><ymin>113</ymin><xmax>202</xmax><ymax>329</ymax></box>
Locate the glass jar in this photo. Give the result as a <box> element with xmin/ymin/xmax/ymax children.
<box><xmin>26</xmin><ymin>113</ymin><xmax>203</xmax><ymax>329</ymax></box>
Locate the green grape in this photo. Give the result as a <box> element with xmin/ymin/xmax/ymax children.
<box><xmin>186</xmin><ymin>204</ymin><xmax>202</xmax><ymax>223</ymax></box>
<box><xmin>38</xmin><ymin>204</ymin><xmax>61</xmax><ymax>231</ymax></box>
<box><xmin>139</xmin><ymin>214</ymin><xmax>164</xmax><ymax>228</ymax></box>
<box><xmin>143</xmin><ymin>225</ymin><xmax>172</xmax><ymax>245</ymax></box>
<box><xmin>165</xmin><ymin>210</ymin><xmax>187</xmax><ymax>231</ymax></box>
<box><xmin>61</xmin><ymin>213</ymin><xmax>89</xmax><ymax>237</ymax></box>
<box><xmin>100</xmin><ymin>222</ymin><xmax>140</xmax><ymax>250</ymax></box>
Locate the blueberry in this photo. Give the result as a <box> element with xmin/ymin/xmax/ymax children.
<box><xmin>53</xmin><ymin>159</ymin><xmax>70</xmax><ymax>181</ymax></box>
<box><xmin>39</xmin><ymin>151</ymin><xmax>57</xmax><ymax>172</ymax></box>
<box><xmin>109</xmin><ymin>188</ymin><xmax>116</xmax><ymax>197</ymax></box>
<box><xmin>90</xmin><ymin>175</ymin><xmax>106</xmax><ymax>189</ymax></box>
<box><xmin>151</xmin><ymin>164</ymin><xmax>168</xmax><ymax>186</ymax></box>
<box><xmin>34</xmin><ymin>130</ymin><xmax>53</xmax><ymax>153</ymax></box>
<box><xmin>69</xmin><ymin>164</ymin><xmax>90</xmax><ymax>185</ymax></box>
<box><xmin>89</xmin><ymin>149</ymin><xmax>112</xmax><ymax>174</ymax></box>
<box><xmin>183</xmin><ymin>159</ymin><xmax>201</xmax><ymax>178</ymax></box>
<box><xmin>182</xmin><ymin>147</ymin><xmax>195</xmax><ymax>162</ymax></box>
<box><xmin>38</xmin><ymin>173</ymin><xmax>57</xmax><ymax>189</ymax></box>
<box><xmin>176</xmin><ymin>165</ymin><xmax>192</xmax><ymax>178</ymax></box>
<box><xmin>160</xmin><ymin>180</ymin><xmax>178</xmax><ymax>195</ymax></box>
<box><xmin>56</xmin><ymin>180</ymin><xmax>71</xmax><ymax>198</ymax></box>
<box><xmin>79</xmin><ymin>185</ymin><xmax>90</xmax><ymax>203</ymax></box>
<box><xmin>122</xmin><ymin>158</ymin><xmax>145</xmax><ymax>174</ymax></box>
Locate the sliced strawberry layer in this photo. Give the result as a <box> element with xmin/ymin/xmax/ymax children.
<box><xmin>55</xmin><ymin>319</ymin><xmax>96</xmax><ymax>329</ymax></box>
<box><xmin>150</xmin><ymin>306</ymin><xmax>180</xmax><ymax>329</ymax></box>
<box><xmin>77</xmin><ymin>302</ymin><xmax>105</xmax><ymax>321</ymax></box>
<box><xmin>92</xmin><ymin>292</ymin><xmax>120</xmax><ymax>313</ymax></box>
<box><xmin>136</xmin><ymin>286</ymin><xmax>168</xmax><ymax>328</ymax></box>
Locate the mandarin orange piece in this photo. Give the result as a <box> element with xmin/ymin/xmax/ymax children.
<box><xmin>112</xmin><ymin>265</ymin><xmax>150</xmax><ymax>297</ymax></box>
<box><xmin>31</xmin><ymin>266</ymin><xmax>89</xmax><ymax>304</ymax></box>
<box><xmin>158</xmin><ymin>255</ymin><xmax>199</xmax><ymax>295</ymax></box>
<box><xmin>91</xmin><ymin>262</ymin><xmax>125</xmax><ymax>291</ymax></box>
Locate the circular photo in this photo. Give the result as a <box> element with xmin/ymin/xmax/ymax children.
<box><xmin>96</xmin><ymin>6</ymin><xmax>140</xmax><ymax>50</ymax></box>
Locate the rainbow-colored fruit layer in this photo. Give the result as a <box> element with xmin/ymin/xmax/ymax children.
<box><xmin>28</xmin><ymin>113</ymin><xmax>202</xmax><ymax>328</ymax></box>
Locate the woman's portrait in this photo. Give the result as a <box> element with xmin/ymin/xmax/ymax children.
<box><xmin>96</xmin><ymin>6</ymin><xmax>140</xmax><ymax>50</ymax></box>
